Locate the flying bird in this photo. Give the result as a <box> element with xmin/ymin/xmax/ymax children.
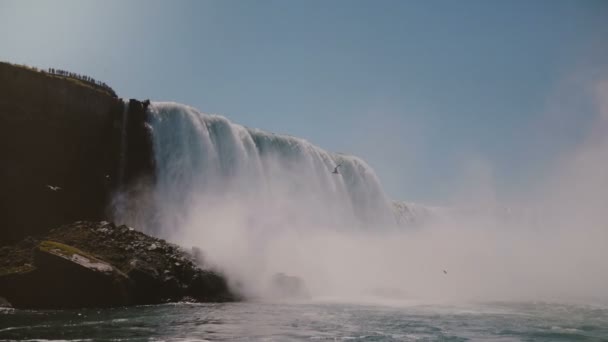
<box><xmin>46</xmin><ymin>185</ymin><xmax>62</xmax><ymax>191</ymax></box>
<box><xmin>443</xmin><ymin>270</ymin><xmax>448</xmax><ymax>275</ymax></box>
<box><xmin>332</xmin><ymin>163</ymin><xmax>342</xmax><ymax>174</ymax></box>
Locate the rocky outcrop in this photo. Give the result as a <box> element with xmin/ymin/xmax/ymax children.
<box><xmin>0</xmin><ymin>221</ymin><xmax>237</xmax><ymax>309</ymax></box>
<box><xmin>0</xmin><ymin>241</ymin><xmax>131</xmax><ymax>309</ymax></box>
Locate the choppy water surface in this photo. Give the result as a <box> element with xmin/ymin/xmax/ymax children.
<box><xmin>1</xmin><ymin>301</ymin><xmax>607</xmax><ymax>341</ymax></box>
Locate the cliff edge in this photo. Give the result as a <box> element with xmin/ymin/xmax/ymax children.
<box><xmin>0</xmin><ymin>62</ymin><xmax>153</xmax><ymax>244</ymax></box>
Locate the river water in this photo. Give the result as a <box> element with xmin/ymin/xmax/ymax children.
<box><xmin>2</xmin><ymin>300</ymin><xmax>607</xmax><ymax>341</ymax></box>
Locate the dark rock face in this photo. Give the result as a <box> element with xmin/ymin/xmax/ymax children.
<box><xmin>0</xmin><ymin>63</ymin><xmax>158</xmax><ymax>245</ymax></box>
<box><xmin>0</xmin><ymin>62</ymin><xmax>123</xmax><ymax>244</ymax></box>
<box><xmin>124</xmin><ymin>99</ymin><xmax>155</xmax><ymax>186</ymax></box>
<box><xmin>0</xmin><ymin>221</ymin><xmax>237</xmax><ymax>309</ymax></box>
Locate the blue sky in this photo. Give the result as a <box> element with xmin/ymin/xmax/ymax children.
<box><xmin>1</xmin><ymin>0</ymin><xmax>607</xmax><ymax>203</ymax></box>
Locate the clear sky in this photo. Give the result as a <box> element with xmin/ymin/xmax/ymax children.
<box><xmin>1</xmin><ymin>0</ymin><xmax>607</xmax><ymax>203</ymax></box>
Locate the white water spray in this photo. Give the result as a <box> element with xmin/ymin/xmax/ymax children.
<box><xmin>123</xmin><ymin>89</ymin><xmax>608</xmax><ymax>303</ymax></box>
<box><xmin>124</xmin><ymin>102</ymin><xmax>422</xmax><ymax>298</ymax></box>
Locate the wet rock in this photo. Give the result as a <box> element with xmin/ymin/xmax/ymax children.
<box><xmin>0</xmin><ymin>221</ymin><xmax>238</xmax><ymax>309</ymax></box>
<box><xmin>127</xmin><ymin>259</ymin><xmax>164</xmax><ymax>304</ymax></box>
<box><xmin>187</xmin><ymin>270</ymin><xmax>234</xmax><ymax>302</ymax></box>
<box><xmin>0</xmin><ymin>241</ymin><xmax>130</xmax><ymax>309</ymax></box>
<box><xmin>269</xmin><ymin>273</ymin><xmax>311</xmax><ymax>300</ymax></box>
<box><xmin>34</xmin><ymin>241</ymin><xmax>131</xmax><ymax>308</ymax></box>
<box><xmin>0</xmin><ymin>296</ymin><xmax>12</xmax><ymax>308</ymax></box>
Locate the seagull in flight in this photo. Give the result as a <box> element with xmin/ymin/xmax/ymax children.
<box><xmin>332</xmin><ymin>163</ymin><xmax>342</xmax><ymax>174</ymax></box>
<box><xmin>46</xmin><ymin>185</ymin><xmax>62</xmax><ymax>191</ymax></box>
<box><xmin>443</xmin><ymin>269</ymin><xmax>448</xmax><ymax>275</ymax></box>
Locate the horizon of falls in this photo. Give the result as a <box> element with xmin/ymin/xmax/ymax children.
<box><xmin>111</xmin><ymin>101</ymin><xmax>608</xmax><ymax>302</ymax></box>
<box><xmin>111</xmin><ymin>101</ymin><xmax>442</xmax><ymax>298</ymax></box>
<box><xmin>142</xmin><ymin>101</ymin><xmax>409</xmax><ymax>239</ymax></box>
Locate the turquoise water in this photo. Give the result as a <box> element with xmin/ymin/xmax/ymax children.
<box><xmin>2</xmin><ymin>301</ymin><xmax>607</xmax><ymax>341</ymax></box>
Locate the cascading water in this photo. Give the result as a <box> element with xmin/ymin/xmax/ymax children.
<box><xmin>110</xmin><ymin>101</ymin><xmax>433</xmax><ymax>297</ymax></box>
<box><xmin>143</xmin><ymin>102</ymin><xmax>400</xmax><ymax>239</ymax></box>
<box><xmin>117</xmin><ymin>99</ymin><xmax>129</xmax><ymax>187</ymax></box>
<box><xmin>110</xmin><ymin>100</ymin><xmax>130</xmax><ymax>224</ymax></box>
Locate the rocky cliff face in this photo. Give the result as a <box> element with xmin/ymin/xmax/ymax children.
<box><xmin>0</xmin><ymin>63</ymin><xmax>237</xmax><ymax>308</ymax></box>
<box><xmin>0</xmin><ymin>62</ymin><xmax>153</xmax><ymax>244</ymax></box>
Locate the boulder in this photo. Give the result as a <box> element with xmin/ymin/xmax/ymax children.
<box><xmin>0</xmin><ymin>241</ymin><xmax>131</xmax><ymax>309</ymax></box>
<box><xmin>187</xmin><ymin>270</ymin><xmax>233</xmax><ymax>302</ymax></box>
<box><xmin>269</xmin><ymin>273</ymin><xmax>311</xmax><ymax>300</ymax></box>
<box><xmin>126</xmin><ymin>258</ymin><xmax>165</xmax><ymax>304</ymax></box>
<box><xmin>0</xmin><ymin>296</ymin><xmax>12</xmax><ymax>308</ymax></box>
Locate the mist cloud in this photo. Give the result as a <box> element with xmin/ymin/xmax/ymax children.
<box><xmin>114</xmin><ymin>76</ymin><xmax>608</xmax><ymax>306</ymax></box>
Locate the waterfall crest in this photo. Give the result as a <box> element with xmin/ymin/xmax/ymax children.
<box><xmin>144</xmin><ymin>102</ymin><xmax>400</xmax><ymax>237</ymax></box>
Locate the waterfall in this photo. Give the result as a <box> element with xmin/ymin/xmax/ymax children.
<box><xmin>117</xmin><ymin>99</ymin><xmax>129</xmax><ymax>188</ymax></box>
<box><xmin>142</xmin><ymin>102</ymin><xmax>401</xmax><ymax>238</ymax></box>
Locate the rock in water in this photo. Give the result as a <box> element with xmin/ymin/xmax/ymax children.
<box><xmin>269</xmin><ymin>273</ymin><xmax>311</xmax><ymax>300</ymax></box>
<box><xmin>0</xmin><ymin>296</ymin><xmax>12</xmax><ymax>308</ymax></box>
<box><xmin>0</xmin><ymin>241</ymin><xmax>130</xmax><ymax>309</ymax></box>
